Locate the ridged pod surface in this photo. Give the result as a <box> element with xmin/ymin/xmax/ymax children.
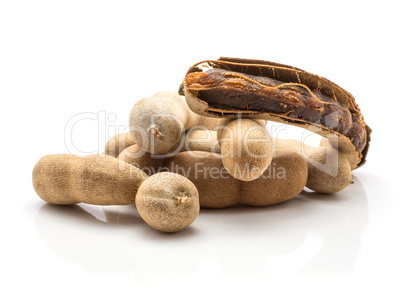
<box><xmin>181</xmin><ymin>57</ymin><xmax>371</xmax><ymax>170</ymax></box>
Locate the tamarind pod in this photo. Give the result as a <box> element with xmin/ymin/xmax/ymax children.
<box><xmin>104</xmin><ymin>132</ymin><xmax>135</xmax><ymax>157</ymax></box>
<box><xmin>118</xmin><ymin>129</ymin><xmax>221</xmax><ymax>171</ymax></box>
<box><xmin>117</xmin><ymin>129</ymin><xmax>351</xmax><ymax>194</ymax></box>
<box><xmin>163</xmin><ymin>151</ymin><xmax>239</xmax><ymax>208</ymax></box>
<box><xmin>33</xmin><ymin>149</ymin><xmax>306</xmax><ymax>208</ymax></box>
<box><xmin>118</xmin><ymin>144</ymin><xmax>165</xmax><ymax>174</ymax></box>
<box><xmin>129</xmin><ymin>91</ymin><xmax>226</xmax><ymax>155</ymax></box>
<box><xmin>181</xmin><ymin>57</ymin><xmax>371</xmax><ymax>170</ymax></box>
<box><xmin>171</xmin><ymin>129</ymin><xmax>221</xmax><ymax>154</ymax></box>
<box><xmin>239</xmin><ymin>148</ymin><xmax>307</xmax><ymax>206</ymax></box>
<box><xmin>163</xmin><ymin>149</ymin><xmax>307</xmax><ymax>208</ymax></box>
<box><xmin>219</xmin><ymin>118</ymin><xmax>272</xmax><ymax>181</ymax></box>
<box><xmin>319</xmin><ymin>136</ymin><xmax>358</xmax><ymax>168</ymax></box>
<box><xmin>275</xmin><ymin>138</ymin><xmax>351</xmax><ymax>193</ymax></box>
<box><xmin>32</xmin><ymin>154</ymin><xmax>148</xmax><ymax>205</ymax></box>
<box><xmin>135</xmin><ymin>172</ymin><xmax>200</xmax><ymax>233</ymax></box>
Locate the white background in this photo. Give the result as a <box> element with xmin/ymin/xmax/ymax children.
<box><xmin>1</xmin><ymin>1</ymin><xmax>401</xmax><ymax>288</ymax></box>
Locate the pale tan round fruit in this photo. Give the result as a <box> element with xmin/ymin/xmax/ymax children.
<box><xmin>219</xmin><ymin>118</ymin><xmax>272</xmax><ymax>181</ymax></box>
<box><xmin>135</xmin><ymin>172</ymin><xmax>200</xmax><ymax>233</ymax></box>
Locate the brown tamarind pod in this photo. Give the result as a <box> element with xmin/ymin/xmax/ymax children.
<box><xmin>33</xmin><ymin>149</ymin><xmax>306</xmax><ymax>209</ymax></box>
<box><xmin>104</xmin><ymin>132</ymin><xmax>135</xmax><ymax>157</ymax></box>
<box><xmin>32</xmin><ymin>154</ymin><xmax>148</xmax><ymax>205</ymax></box>
<box><xmin>275</xmin><ymin>138</ymin><xmax>352</xmax><ymax>193</ymax></box>
<box><xmin>218</xmin><ymin>118</ymin><xmax>272</xmax><ymax>181</ymax></box>
<box><xmin>117</xmin><ymin>144</ymin><xmax>165</xmax><ymax>175</ymax></box>
<box><xmin>180</xmin><ymin>57</ymin><xmax>371</xmax><ymax>170</ymax></box>
<box><xmin>163</xmin><ymin>148</ymin><xmax>307</xmax><ymax>208</ymax></box>
<box><xmin>129</xmin><ymin>91</ymin><xmax>225</xmax><ymax>155</ymax></box>
<box><xmin>118</xmin><ymin>129</ymin><xmax>221</xmax><ymax>173</ymax></box>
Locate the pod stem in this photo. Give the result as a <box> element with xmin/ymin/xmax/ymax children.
<box><xmin>175</xmin><ymin>195</ymin><xmax>192</xmax><ymax>206</ymax></box>
<box><xmin>148</xmin><ymin>125</ymin><xmax>162</xmax><ymax>139</ymax></box>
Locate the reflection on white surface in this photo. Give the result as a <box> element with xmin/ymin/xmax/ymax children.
<box><xmin>35</xmin><ymin>176</ymin><xmax>367</xmax><ymax>281</ymax></box>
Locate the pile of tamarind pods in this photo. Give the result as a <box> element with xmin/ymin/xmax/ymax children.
<box><xmin>32</xmin><ymin>57</ymin><xmax>371</xmax><ymax>233</ymax></box>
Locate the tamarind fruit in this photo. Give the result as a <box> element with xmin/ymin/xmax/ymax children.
<box><xmin>104</xmin><ymin>132</ymin><xmax>135</xmax><ymax>157</ymax></box>
<box><xmin>32</xmin><ymin>155</ymin><xmax>200</xmax><ymax>233</ymax></box>
<box><xmin>163</xmin><ymin>149</ymin><xmax>307</xmax><ymax>208</ymax></box>
<box><xmin>218</xmin><ymin>118</ymin><xmax>272</xmax><ymax>181</ymax></box>
<box><xmin>129</xmin><ymin>91</ymin><xmax>225</xmax><ymax>155</ymax></box>
<box><xmin>33</xmin><ymin>148</ymin><xmax>307</xmax><ymax>209</ymax></box>
<box><xmin>32</xmin><ymin>154</ymin><xmax>147</xmax><ymax>205</ymax></box>
<box><xmin>117</xmin><ymin>144</ymin><xmax>164</xmax><ymax>175</ymax></box>
<box><xmin>120</xmin><ymin>127</ymin><xmax>352</xmax><ymax>194</ymax></box>
<box><xmin>118</xmin><ymin>129</ymin><xmax>220</xmax><ymax>172</ymax></box>
<box><xmin>275</xmin><ymin>138</ymin><xmax>352</xmax><ymax>193</ymax></box>
<box><xmin>136</xmin><ymin>172</ymin><xmax>200</xmax><ymax>233</ymax></box>
<box><xmin>181</xmin><ymin>57</ymin><xmax>371</xmax><ymax>170</ymax></box>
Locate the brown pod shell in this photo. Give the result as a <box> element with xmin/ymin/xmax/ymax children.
<box><xmin>163</xmin><ymin>149</ymin><xmax>307</xmax><ymax>208</ymax></box>
<box><xmin>118</xmin><ymin>129</ymin><xmax>221</xmax><ymax>173</ymax></box>
<box><xmin>164</xmin><ymin>152</ymin><xmax>240</xmax><ymax>208</ymax></box>
<box><xmin>32</xmin><ymin>154</ymin><xmax>148</xmax><ymax>205</ymax></box>
<box><xmin>170</xmin><ymin>129</ymin><xmax>221</xmax><ymax>154</ymax></box>
<box><xmin>129</xmin><ymin>91</ymin><xmax>227</xmax><ymax>155</ymax></box>
<box><xmin>181</xmin><ymin>57</ymin><xmax>371</xmax><ymax>170</ymax></box>
<box><xmin>118</xmin><ymin>144</ymin><xmax>165</xmax><ymax>175</ymax></box>
<box><xmin>276</xmin><ymin>138</ymin><xmax>352</xmax><ymax>193</ymax></box>
<box><xmin>304</xmin><ymin>147</ymin><xmax>352</xmax><ymax>194</ymax></box>
<box><xmin>219</xmin><ymin>118</ymin><xmax>272</xmax><ymax>181</ymax></box>
<box><xmin>104</xmin><ymin>132</ymin><xmax>135</xmax><ymax>157</ymax></box>
<box><xmin>240</xmin><ymin>148</ymin><xmax>308</xmax><ymax>206</ymax></box>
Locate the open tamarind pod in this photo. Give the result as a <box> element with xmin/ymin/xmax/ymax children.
<box><xmin>180</xmin><ymin>57</ymin><xmax>371</xmax><ymax>170</ymax></box>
